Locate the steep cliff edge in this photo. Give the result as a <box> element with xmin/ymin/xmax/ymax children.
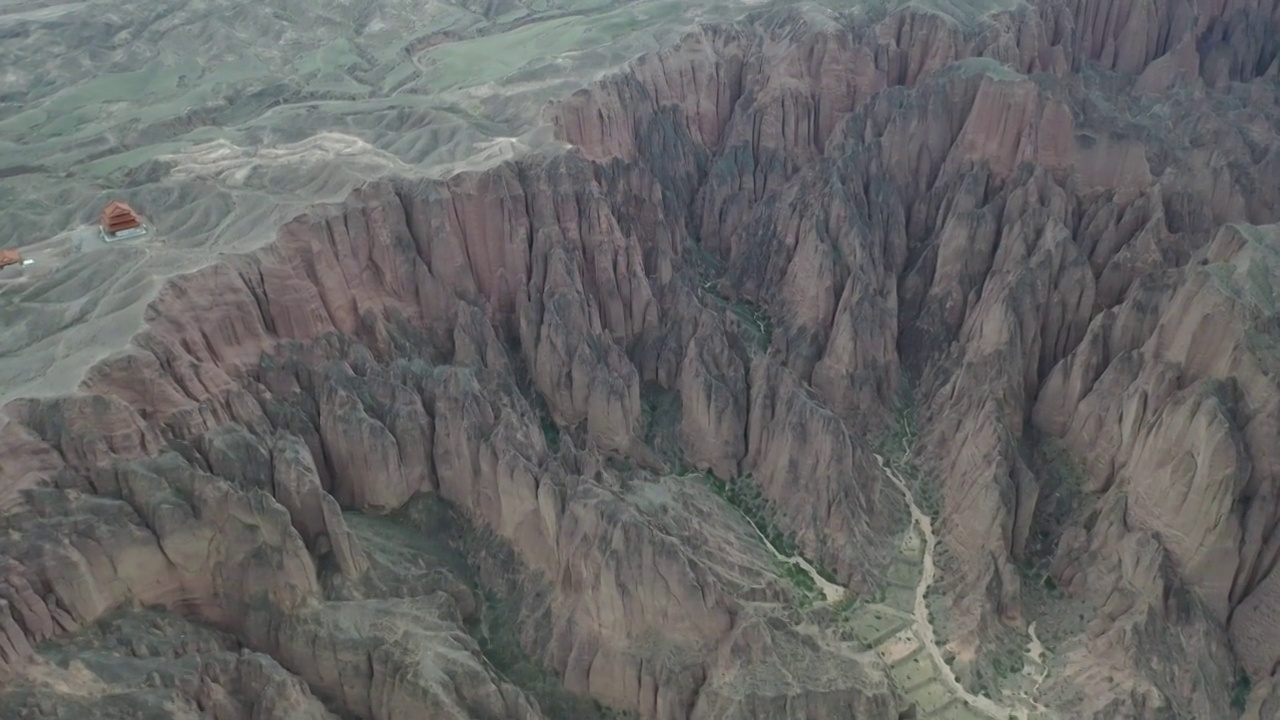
<box><xmin>0</xmin><ymin>165</ymin><xmax>910</xmax><ymax>719</ymax></box>
<box><xmin>3</xmin><ymin>0</ymin><xmax>1280</xmax><ymax>718</ymax></box>
<box><xmin>553</xmin><ymin>2</ymin><xmax>1280</xmax><ymax>714</ymax></box>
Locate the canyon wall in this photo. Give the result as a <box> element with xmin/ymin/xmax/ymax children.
<box><xmin>3</xmin><ymin>0</ymin><xmax>1280</xmax><ymax>718</ymax></box>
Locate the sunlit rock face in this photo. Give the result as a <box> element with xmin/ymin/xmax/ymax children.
<box><xmin>3</xmin><ymin>1</ymin><xmax>1280</xmax><ymax>718</ymax></box>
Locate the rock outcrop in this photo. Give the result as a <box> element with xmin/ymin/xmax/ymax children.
<box><xmin>0</xmin><ymin>164</ymin><xmax>906</xmax><ymax>718</ymax></box>
<box><xmin>4</xmin><ymin>0</ymin><xmax>1280</xmax><ymax>718</ymax></box>
<box><xmin>553</xmin><ymin>1</ymin><xmax>1280</xmax><ymax>715</ymax></box>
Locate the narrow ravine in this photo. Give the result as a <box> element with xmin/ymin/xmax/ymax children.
<box><xmin>873</xmin><ymin>450</ymin><xmax>1045</xmax><ymax>720</ymax></box>
<box><xmin>721</xmin><ymin>442</ymin><xmax>1051</xmax><ymax>717</ymax></box>
<box><xmin>1021</xmin><ymin>622</ymin><xmax>1051</xmax><ymax>712</ymax></box>
<box><xmin>740</xmin><ymin>513</ymin><xmax>847</xmax><ymax>603</ymax></box>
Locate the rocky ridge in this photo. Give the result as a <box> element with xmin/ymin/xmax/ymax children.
<box><xmin>3</xmin><ymin>0</ymin><xmax>1280</xmax><ymax>718</ymax></box>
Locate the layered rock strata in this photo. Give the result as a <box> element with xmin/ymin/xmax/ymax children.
<box><xmin>3</xmin><ymin>0</ymin><xmax>1280</xmax><ymax>718</ymax></box>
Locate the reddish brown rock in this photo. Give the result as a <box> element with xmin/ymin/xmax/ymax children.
<box><xmin>5</xmin><ymin>1</ymin><xmax>1280</xmax><ymax>719</ymax></box>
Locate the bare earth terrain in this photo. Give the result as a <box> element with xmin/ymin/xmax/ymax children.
<box><xmin>2</xmin><ymin>0</ymin><xmax>1280</xmax><ymax>718</ymax></box>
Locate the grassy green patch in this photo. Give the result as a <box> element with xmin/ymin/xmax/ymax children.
<box><xmin>843</xmin><ymin>604</ymin><xmax>909</xmax><ymax>647</ymax></box>
<box><xmin>695</xmin><ymin>470</ymin><xmax>836</xmax><ymax>605</ymax></box>
<box><xmin>294</xmin><ymin>38</ymin><xmax>368</xmax><ymax>79</ymax></box>
<box><xmin>887</xmin><ymin>561</ymin><xmax>920</xmax><ymax>587</ymax></box>
<box><xmin>1231</xmin><ymin>670</ymin><xmax>1251</xmax><ymax>712</ymax></box>
<box><xmin>909</xmin><ymin>680</ymin><xmax>956</xmax><ymax>715</ymax></box>
<box><xmin>989</xmin><ymin>649</ymin><xmax>1025</xmax><ymax>678</ymax></box>
<box><xmin>417</xmin><ymin>17</ymin><xmax>587</xmax><ymax>91</ymax></box>
<box><xmin>380</xmin><ymin>61</ymin><xmax>419</xmax><ymax>94</ymax></box>
<box><xmin>889</xmin><ymin>650</ymin><xmax>936</xmax><ymax>690</ymax></box>
<box><xmin>701</xmin><ymin>472</ymin><xmax>795</xmax><ymax>556</ymax></box>
<box><xmin>781</xmin><ymin>560</ymin><xmax>817</xmax><ymax>598</ymax></box>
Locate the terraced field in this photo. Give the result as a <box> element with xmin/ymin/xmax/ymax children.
<box><xmin>866</xmin><ymin>452</ymin><xmax>1055</xmax><ymax>720</ymax></box>
<box><xmin>738</xmin><ymin>445</ymin><xmax>1054</xmax><ymax>720</ymax></box>
<box><xmin>843</xmin><ymin>528</ymin><xmax>1000</xmax><ymax>720</ymax></box>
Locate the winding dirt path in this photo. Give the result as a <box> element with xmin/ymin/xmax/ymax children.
<box><xmin>724</xmin><ymin>445</ymin><xmax>1051</xmax><ymax>717</ymax></box>
<box><xmin>741</xmin><ymin>514</ymin><xmax>846</xmax><ymax>602</ymax></box>
<box><xmin>873</xmin><ymin>451</ymin><xmax>1045</xmax><ymax>720</ymax></box>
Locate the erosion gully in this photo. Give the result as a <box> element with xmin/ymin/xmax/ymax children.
<box><xmin>734</xmin><ymin>445</ymin><xmax>1052</xmax><ymax>719</ymax></box>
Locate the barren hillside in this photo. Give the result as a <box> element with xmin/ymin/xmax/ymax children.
<box><xmin>2</xmin><ymin>0</ymin><xmax>1280</xmax><ymax>718</ymax></box>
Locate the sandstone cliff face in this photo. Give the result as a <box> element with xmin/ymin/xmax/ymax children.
<box><xmin>1034</xmin><ymin>223</ymin><xmax>1280</xmax><ymax>714</ymax></box>
<box><xmin>550</xmin><ymin>1</ymin><xmax>1280</xmax><ymax>716</ymax></box>
<box><xmin>0</xmin><ymin>161</ymin><xmax>904</xmax><ymax>718</ymax></box>
<box><xmin>4</xmin><ymin>0</ymin><xmax>1280</xmax><ymax>718</ymax></box>
<box><xmin>2</xmin><ymin>610</ymin><xmax>340</xmax><ymax>720</ymax></box>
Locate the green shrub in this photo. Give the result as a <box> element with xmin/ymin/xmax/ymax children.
<box><xmin>540</xmin><ymin>416</ymin><xmax>560</xmax><ymax>453</ymax></box>
<box><xmin>1231</xmin><ymin>671</ymin><xmax>1252</xmax><ymax>712</ymax></box>
<box><xmin>697</xmin><ymin>471</ymin><xmax>838</xmax><ymax>602</ymax></box>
